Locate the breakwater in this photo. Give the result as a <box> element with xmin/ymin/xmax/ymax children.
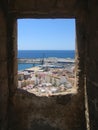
<box><xmin>18</xmin><ymin>58</ymin><xmax>75</xmax><ymax>64</ymax></box>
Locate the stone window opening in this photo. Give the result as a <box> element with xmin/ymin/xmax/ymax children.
<box><xmin>17</xmin><ymin>18</ymin><xmax>77</xmax><ymax>97</ymax></box>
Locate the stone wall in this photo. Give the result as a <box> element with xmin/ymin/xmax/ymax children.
<box><xmin>8</xmin><ymin>0</ymin><xmax>78</xmax><ymax>18</ymax></box>
<box><xmin>0</xmin><ymin>8</ymin><xmax>9</xmax><ymax>130</ymax></box>
<box><xmin>9</xmin><ymin>89</ymin><xmax>86</xmax><ymax>130</ymax></box>
<box><xmin>86</xmin><ymin>0</ymin><xmax>98</xmax><ymax>130</ymax></box>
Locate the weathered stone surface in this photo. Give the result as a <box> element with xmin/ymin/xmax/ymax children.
<box><xmin>8</xmin><ymin>0</ymin><xmax>79</xmax><ymax>18</ymax></box>
<box><xmin>85</xmin><ymin>0</ymin><xmax>98</xmax><ymax>129</ymax></box>
<box><xmin>0</xmin><ymin>9</ymin><xmax>9</xmax><ymax>130</ymax></box>
<box><xmin>9</xmin><ymin>89</ymin><xmax>86</xmax><ymax>130</ymax></box>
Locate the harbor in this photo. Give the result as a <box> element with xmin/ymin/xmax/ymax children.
<box><xmin>18</xmin><ymin>57</ymin><xmax>76</xmax><ymax>96</ymax></box>
<box><xmin>18</xmin><ymin>57</ymin><xmax>75</xmax><ymax>64</ymax></box>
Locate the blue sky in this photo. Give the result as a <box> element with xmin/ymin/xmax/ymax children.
<box><xmin>18</xmin><ymin>19</ymin><xmax>75</xmax><ymax>50</ymax></box>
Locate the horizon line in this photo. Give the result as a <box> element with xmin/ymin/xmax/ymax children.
<box><xmin>18</xmin><ymin>49</ymin><xmax>75</xmax><ymax>51</ymax></box>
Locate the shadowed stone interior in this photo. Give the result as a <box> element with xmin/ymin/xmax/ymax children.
<box><xmin>0</xmin><ymin>0</ymin><xmax>98</xmax><ymax>130</ymax></box>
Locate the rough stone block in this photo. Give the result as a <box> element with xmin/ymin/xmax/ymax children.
<box><xmin>0</xmin><ymin>38</ymin><xmax>7</xmax><ymax>60</ymax></box>
<box><xmin>0</xmin><ymin>61</ymin><xmax>8</xmax><ymax>78</ymax></box>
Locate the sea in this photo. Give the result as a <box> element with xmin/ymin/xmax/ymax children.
<box><xmin>18</xmin><ymin>50</ymin><xmax>75</xmax><ymax>71</ymax></box>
